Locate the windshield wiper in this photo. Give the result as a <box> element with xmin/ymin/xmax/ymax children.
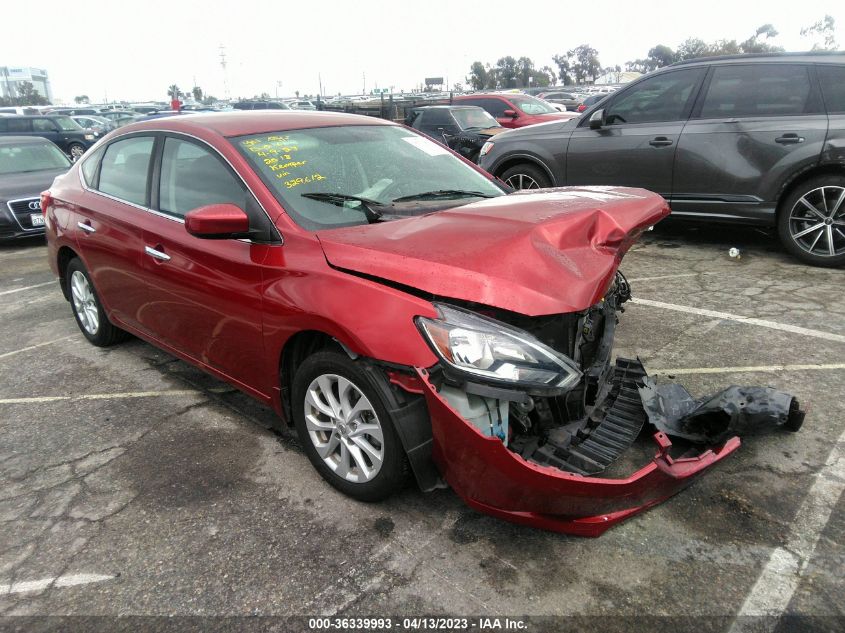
<box><xmin>391</xmin><ymin>189</ymin><xmax>497</xmax><ymax>203</ymax></box>
<box><xmin>301</xmin><ymin>192</ymin><xmax>385</xmax><ymax>223</ymax></box>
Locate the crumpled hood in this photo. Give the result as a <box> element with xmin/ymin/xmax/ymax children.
<box><xmin>317</xmin><ymin>187</ymin><xmax>670</xmax><ymax>315</ymax></box>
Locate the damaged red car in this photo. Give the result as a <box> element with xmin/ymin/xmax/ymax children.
<box><xmin>43</xmin><ymin>112</ymin><xmax>803</xmax><ymax>536</ymax></box>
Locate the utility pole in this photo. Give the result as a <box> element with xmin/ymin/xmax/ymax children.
<box><xmin>362</xmin><ymin>72</ymin><xmax>366</xmax><ymax>96</ymax></box>
<box><xmin>219</xmin><ymin>45</ymin><xmax>229</xmax><ymax>100</ymax></box>
<box><xmin>318</xmin><ymin>73</ymin><xmax>323</xmax><ymax>98</ymax></box>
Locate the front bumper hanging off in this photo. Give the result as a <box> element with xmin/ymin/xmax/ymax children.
<box><xmin>414</xmin><ymin>362</ymin><xmax>744</xmax><ymax>537</ymax></box>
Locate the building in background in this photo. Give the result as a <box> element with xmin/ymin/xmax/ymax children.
<box><xmin>0</xmin><ymin>66</ymin><xmax>53</xmax><ymax>102</ymax></box>
<box><xmin>593</xmin><ymin>70</ymin><xmax>642</xmax><ymax>85</ymax></box>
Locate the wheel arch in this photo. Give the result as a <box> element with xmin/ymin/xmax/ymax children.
<box><xmin>278</xmin><ymin>330</ymin><xmax>347</xmax><ymax>425</ymax></box>
<box><xmin>56</xmin><ymin>245</ymin><xmax>79</xmax><ymax>301</ymax></box>
<box><xmin>493</xmin><ymin>153</ymin><xmax>555</xmax><ymax>185</ymax></box>
<box><xmin>776</xmin><ymin>163</ymin><xmax>845</xmax><ymax>219</ymax></box>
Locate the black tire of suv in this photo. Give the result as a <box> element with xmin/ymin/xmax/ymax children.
<box><xmin>500</xmin><ymin>163</ymin><xmax>552</xmax><ymax>190</ymax></box>
<box><xmin>67</xmin><ymin>143</ymin><xmax>86</xmax><ymax>162</ymax></box>
<box><xmin>777</xmin><ymin>175</ymin><xmax>845</xmax><ymax>268</ymax></box>
<box><xmin>292</xmin><ymin>351</ymin><xmax>409</xmax><ymax>502</ymax></box>
<box><xmin>66</xmin><ymin>258</ymin><xmax>129</xmax><ymax>347</ymax></box>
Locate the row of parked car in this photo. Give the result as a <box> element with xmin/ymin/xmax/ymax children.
<box><xmin>3</xmin><ymin>53</ymin><xmax>845</xmax><ymax>267</ymax></box>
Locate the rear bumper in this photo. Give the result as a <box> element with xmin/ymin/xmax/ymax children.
<box><xmin>416</xmin><ymin>368</ymin><xmax>740</xmax><ymax>537</ymax></box>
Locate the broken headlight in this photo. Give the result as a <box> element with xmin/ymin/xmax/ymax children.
<box><xmin>416</xmin><ymin>304</ymin><xmax>582</xmax><ymax>391</ymax></box>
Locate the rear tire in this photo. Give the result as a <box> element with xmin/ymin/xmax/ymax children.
<box><xmin>500</xmin><ymin>163</ymin><xmax>551</xmax><ymax>190</ymax></box>
<box><xmin>66</xmin><ymin>258</ymin><xmax>128</xmax><ymax>347</ymax></box>
<box><xmin>292</xmin><ymin>351</ymin><xmax>408</xmax><ymax>502</ymax></box>
<box><xmin>777</xmin><ymin>175</ymin><xmax>845</xmax><ymax>267</ymax></box>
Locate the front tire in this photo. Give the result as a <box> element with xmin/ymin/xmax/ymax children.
<box><xmin>68</xmin><ymin>143</ymin><xmax>86</xmax><ymax>162</ymax></box>
<box><xmin>500</xmin><ymin>163</ymin><xmax>551</xmax><ymax>190</ymax></box>
<box><xmin>66</xmin><ymin>258</ymin><xmax>128</xmax><ymax>347</ymax></box>
<box><xmin>292</xmin><ymin>351</ymin><xmax>408</xmax><ymax>501</ymax></box>
<box><xmin>777</xmin><ymin>175</ymin><xmax>845</xmax><ymax>267</ymax></box>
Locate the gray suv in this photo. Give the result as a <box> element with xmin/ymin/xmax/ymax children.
<box><xmin>479</xmin><ymin>53</ymin><xmax>845</xmax><ymax>266</ymax></box>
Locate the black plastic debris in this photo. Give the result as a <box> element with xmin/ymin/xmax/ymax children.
<box><xmin>638</xmin><ymin>378</ymin><xmax>805</xmax><ymax>444</ymax></box>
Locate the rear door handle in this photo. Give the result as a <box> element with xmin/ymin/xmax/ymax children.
<box><xmin>649</xmin><ymin>137</ymin><xmax>673</xmax><ymax>147</ymax></box>
<box><xmin>77</xmin><ymin>221</ymin><xmax>96</xmax><ymax>234</ymax></box>
<box><xmin>776</xmin><ymin>134</ymin><xmax>804</xmax><ymax>144</ymax></box>
<box><xmin>144</xmin><ymin>246</ymin><xmax>171</xmax><ymax>262</ymax></box>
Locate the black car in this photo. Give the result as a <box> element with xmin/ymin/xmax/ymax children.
<box><xmin>406</xmin><ymin>105</ymin><xmax>505</xmax><ymax>162</ymax></box>
<box><xmin>232</xmin><ymin>101</ymin><xmax>290</xmax><ymax>110</ymax></box>
<box><xmin>0</xmin><ymin>136</ymin><xmax>71</xmax><ymax>241</ymax></box>
<box><xmin>479</xmin><ymin>52</ymin><xmax>845</xmax><ymax>266</ymax></box>
<box><xmin>0</xmin><ymin>115</ymin><xmax>96</xmax><ymax>161</ymax></box>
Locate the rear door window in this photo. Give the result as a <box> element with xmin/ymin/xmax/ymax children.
<box><xmin>817</xmin><ymin>65</ymin><xmax>845</xmax><ymax>114</ymax></box>
<box><xmin>158</xmin><ymin>137</ymin><xmax>247</xmax><ymax>218</ymax></box>
<box><xmin>97</xmin><ymin>136</ymin><xmax>155</xmax><ymax>206</ymax></box>
<box><xmin>461</xmin><ymin>98</ymin><xmax>507</xmax><ymax>118</ymax></box>
<box><xmin>699</xmin><ymin>64</ymin><xmax>815</xmax><ymax>118</ymax></box>
<box><xmin>7</xmin><ymin>119</ymin><xmax>31</xmax><ymax>133</ymax></box>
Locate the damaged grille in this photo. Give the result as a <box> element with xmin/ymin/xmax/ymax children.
<box><xmin>521</xmin><ymin>358</ymin><xmax>647</xmax><ymax>475</ymax></box>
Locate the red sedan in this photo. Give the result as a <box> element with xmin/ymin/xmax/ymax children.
<box><xmin>41</xmin><ymin>112</ymin><xmax>792</xmax><ymax>536</ymax></box>
<box><xmin>453</xmin><ymin>93</ymin><xmax>579</xmax><ymax>128</ymax></box>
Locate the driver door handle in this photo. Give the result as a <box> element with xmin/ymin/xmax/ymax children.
<box><xmin>145</xmin><ymin>246</ymin><xmax>171</xmax><ymax>262</ymax></box>
<box><xmin>649</xmin><ymin>137</ymin><xmax>673</xmax><ymax>147</ymax></box>
<box><xmin>776</xmin><ymin>133</ymin><xmax>804</xmax><ymax>144</ymax></box>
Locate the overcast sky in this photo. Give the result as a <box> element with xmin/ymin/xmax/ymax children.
<box><xmin>2</xmin><ymin>0</ymin><xmax>842</xmax><ymax>103</ymax></box>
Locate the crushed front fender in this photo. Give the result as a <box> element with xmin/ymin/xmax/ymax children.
<box><xmin>416</xmin><ymin>367</ymin><xmax>741</xmax><ymax>537</ymax></box>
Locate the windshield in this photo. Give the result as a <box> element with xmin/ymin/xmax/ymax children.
<box><xmin>452</xmin><ymin>108</ymin><xmax>499</xmax><ymax>130</ymax></box>
<box><xmin>235</xmin><ymin>125</ymin><xmax>504</xmax><ymax>230</ymax></box>
<box><xmin>54</xmin><ymin>116</ymin><xmax>82</xmax><ymax>131</ymax></box>
<box><xmin>0</xmin><ymin>141</ymin><xmax>71</xmax><ymax>174</ymax></box>
<box><xmin>510</xmin><ymin>95</ymin><xmax>558</xmax><ymax>115</ymax></box>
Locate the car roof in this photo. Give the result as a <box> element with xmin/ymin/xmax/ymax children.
<box><xmin>670</xmin><ymin>51</ymin><xmax>845</xmax><ymax>68</ymax></box>
<box><xmin>121</xmin><ymin>111</ymin><xmax>394</xmax><ymax>137</ymax></box>
<box><xmin>416</xmin><ymin>105</ymin><xmax>484</xmax><ymax>110</ymax></box>
<box><xmin>0</xmin><ymin>135</ymin><xmax>54</xmax><ymax>145</ymax></box>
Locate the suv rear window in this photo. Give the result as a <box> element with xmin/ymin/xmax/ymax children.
<box><xmin>699</xmin><ymin>64</ymin><xmax>815</xmax><ymax>118</ymax></box>
<box><xmin>817</xmin><ymin>65</ymin><xmax>845</xmax><ymax>114</ymax></box>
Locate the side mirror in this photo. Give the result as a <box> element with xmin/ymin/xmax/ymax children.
<box><xmin>185</xmin><ymin>203</ymin><xmax>251</xmax><ymax>239</ymax></box>
<box><xmin>589</xmin><ymin>109</ymin><xmax>606</xmax><ymax>130</ymax></box>
<box><xmin>503</xmin><ymin>109</ymin><xmax>518</xmax><ymax>118</ymax></box>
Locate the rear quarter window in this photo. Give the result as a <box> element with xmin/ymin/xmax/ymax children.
<box><xmin>817</xmin><ymin>65</ymin><xmax>845</xmax><ymax>114</ymax></box>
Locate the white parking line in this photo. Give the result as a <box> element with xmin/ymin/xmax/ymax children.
<box><xmin>630</xmin><ymin>297</ymin><xmax>845</xmax><ymax>343</ymax></box>
<box><xmin>0</xmin><ymin>280</ymin><xmax>55</xmax><ymax>296</ymax></box>
<box><xmin>651</xmin><ymin>363</ymin><xmax>845</xmax><ymax>375</ymax></box>
<box><xmin>1</xmin><ymin>573</ymin><xmax>115</xmax><ymax>595</ymax></box>
<box><xmin>0</xmin><ymin>336</ymin><xmax>76</xmax><ymax>360</ymax></box>
<box><xmin>730</xmin><ymin>428</ymin><xmax>845</xmax><ymax>627</ymax></box>
<box><xmin>627</xmin><ymin>273</ymin><xmax>712</xmax><ymax>283</ymax></box>
<box><xmin>0</xmin><ymin>390</ymin><xmax>200</xmax><ymax>405</ymax></box>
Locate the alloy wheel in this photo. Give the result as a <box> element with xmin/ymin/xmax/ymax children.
<box><xmin>303</xmin><ymin>373</ymin><xmax>384</xmax><ymax>483</ymax></box>
<box><xmin>504</xmin><ymin>173</ymin><xmax>541</xmax><ymax>190</ymax></box>
<box><xmin>788</xmin><ymin>186</ymin><xmax>845</xmax><ymax>258</ymax></box>
<box><xmin>70</xmin><ymin>270</ymin><xmax>99</xmax><ymax>335</ymax></box>
<box><xmin>70</xmin><ymin>145</ymin><xmax>85</xmax><ymax>161</ymax></box>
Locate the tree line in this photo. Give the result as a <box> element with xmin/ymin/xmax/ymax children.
<box><xmin>467</xmin><ymin>15</ymin><xmax>838</xmax><ymax>89</ymax></box>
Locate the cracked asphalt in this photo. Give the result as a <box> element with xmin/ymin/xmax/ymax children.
<box><xmin>0</xmin><ymin>222</ymin><xmax>843</xmax><ymax>632</ymax></box>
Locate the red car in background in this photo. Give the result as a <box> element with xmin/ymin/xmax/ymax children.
<box><xmin>42</xmin><ymin>111</ymin><xmax>799</xmax><ymax>536</ymax></box>
<box><xmin>453</xmin><ymin>93</ymin><xmax>579</xmax><ymax>128</ymax></box>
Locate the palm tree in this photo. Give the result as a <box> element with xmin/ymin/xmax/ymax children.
<box><xmin>167</xmin><ymin>84</ymin><xmax>180</xmax><ymax>99</ymax></box>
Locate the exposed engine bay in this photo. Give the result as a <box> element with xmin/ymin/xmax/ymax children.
<box><xmin>422</xmin><ymin>272</ymin><xmax>804</xmax><ymax>477</ymax></box>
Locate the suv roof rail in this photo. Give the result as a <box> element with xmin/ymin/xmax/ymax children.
<box><xmin>670</xmin><ymin>51</ymin><xmax>845</xmax><ymax>66</ymax></box>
